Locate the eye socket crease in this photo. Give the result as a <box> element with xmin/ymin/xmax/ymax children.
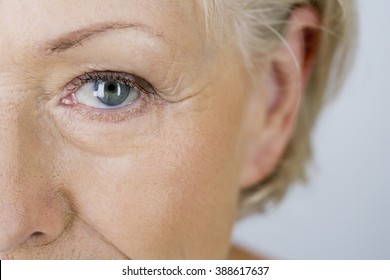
<box><xmin>39</xmin><ymin>21</ymin><xmax>166</xmax><ymax>55</ymax></box>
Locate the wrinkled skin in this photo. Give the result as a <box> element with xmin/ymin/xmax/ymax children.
<box><xmin>0</xmin><ymin>0</ymin><xmax>317</xmax><ymax>259</ymax></box>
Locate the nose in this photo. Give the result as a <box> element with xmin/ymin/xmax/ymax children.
<box><xmin>0</xmin><ymin>97</ymin><xmax>70</xmax><ymax>254</ymax></box>
<box><xmin>0</xmin><ymin>185</ymin><xmax>70</xmax><ymax>253</ymax></box>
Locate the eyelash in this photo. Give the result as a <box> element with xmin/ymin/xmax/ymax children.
<box><xmin>60</xmin><ymin>71</ymin><xmax>157</xmax><ymax>122</ymax></box>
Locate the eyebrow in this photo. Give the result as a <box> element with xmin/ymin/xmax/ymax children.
<box><xmin>42</xmin><ymin>22</ymin><xmax>161</xmax><ymax>54</ymax></box>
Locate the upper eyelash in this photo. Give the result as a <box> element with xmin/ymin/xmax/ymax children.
<box><xmin>65</xmin><ymin>71</ymin><xmax>156</xmax><ymax>97</ymax></box>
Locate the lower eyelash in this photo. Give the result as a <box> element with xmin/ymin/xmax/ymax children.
<box><xmin>62</xmin><ymin>92</ymin><xmax>154</xmax><ymax>122</ymax></box>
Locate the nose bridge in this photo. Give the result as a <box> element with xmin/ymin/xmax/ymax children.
<box><xmin>0</xmin><ymin>72</ymin><xmax>49</xmax><ymax>183</ymax></box>
<box><xmin>0</xmin><ymin>81</ymin><xmax>70</xmax><ymax>254</ymax></box>
<box><xmin>0</xmin><ymin>94</ymin><xmax>24</xmax><ymax>189</ymax></box>
<box><xmin>0</xmin><ymin>97</ymin><xmax>34</xmax><ymax>250</ymax></box>
<box><xmin>0</xmin><ymin>76</ymin><xmax>35</xmax><ymax>186</ymax></box>
<box><xmin>0</xmin><ymin>99</ymin><xmax>35</xmax><ymax>252</ymax></box>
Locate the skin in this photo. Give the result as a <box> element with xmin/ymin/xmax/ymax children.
<box><xmin>0</xmin><ymin>0</ymin><xmax>319</xmax><ymax>259</ymax></box>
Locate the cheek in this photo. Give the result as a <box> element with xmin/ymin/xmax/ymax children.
<box><xmin>52</xmin><ymin>87</ymin><xmax>246</xmax><ymax>259</ymax></box>
<box><xmin>58</xmin><ymin>124</ymin><xmax>238</xmax><ymax>258</ymax></box>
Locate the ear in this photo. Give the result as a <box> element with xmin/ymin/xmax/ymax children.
<box><xmin>239</xmin><ymin>7</ymin><xmax>320</xmax><ymax>188</ymax></box>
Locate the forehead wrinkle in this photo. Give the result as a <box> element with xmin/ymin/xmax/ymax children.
<box><xmin>39</xmin><ymin>21</ymin><xmax>166</xmax><ymax>56</ymax></box>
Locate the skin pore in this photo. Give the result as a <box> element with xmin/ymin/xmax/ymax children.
<box><xmin>0</xmin><ymin>0</ymin><xmax>318</xmax><ymax>259</ymax></box>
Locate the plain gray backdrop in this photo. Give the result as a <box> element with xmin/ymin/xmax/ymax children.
<box><xmin>232</xmin><ymin>0</ymin><xmax>390</xmax><ymax>259</ymax></box>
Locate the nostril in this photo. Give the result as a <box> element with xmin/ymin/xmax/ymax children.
<box><xmin>0</xmin><ymin>231</ymin><xmax>45</xmax><ymax>253</ymax></box>
<box><xmin>30</xmin><ymin>231</ymin><xmax>45</xmax><ymax>243</ymax></box>
<box><xmin>31</xmin><ymin>232</ymin><xmax>44</xmax><ymax>239</ymax></box>
<box><xmin>29</xmin><ymin>231</ymin><xmax>52</xmax><ymax>247</ymax></box>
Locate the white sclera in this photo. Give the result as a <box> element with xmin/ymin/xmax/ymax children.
<box><xmin>75</xmin><ymin>81</ymin><xmax>140</xmax><ymax>109</ymax></box>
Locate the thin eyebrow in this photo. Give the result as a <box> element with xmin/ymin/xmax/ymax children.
<box><xmin>42</xmin><ymin>22</ymin><xmax>161</xmax><ymax>54</ymax></box>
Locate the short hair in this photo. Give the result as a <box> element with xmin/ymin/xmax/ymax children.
<box><xmin>199</xmin><ymin>0</ymin><xmax>356</xmax><ymax>216</ymax></box>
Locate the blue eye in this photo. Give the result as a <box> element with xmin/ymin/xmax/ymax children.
<box><xmin>75</xmin><ymin>79</ymin><xmax>140</xmax><ymax>109</ymax></box>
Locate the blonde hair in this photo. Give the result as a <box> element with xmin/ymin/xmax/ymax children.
<box><xmin>199</xmin><ymin>0</ymin><xmax>356</xmax><ymax>215</ymax></box>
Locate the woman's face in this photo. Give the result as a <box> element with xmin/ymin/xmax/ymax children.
<box><xmin>0</xmin><ymin>0</ymin><xmax>265</xmax><ymax>259</ymax></box>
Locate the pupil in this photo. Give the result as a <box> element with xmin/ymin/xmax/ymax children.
<box><xmin>107</xmin><ymin>83</ymin><xmax>117</xmax><ymax>92</ymax></box>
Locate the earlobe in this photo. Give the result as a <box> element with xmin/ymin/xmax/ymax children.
<box><xmin>239</xmin><ymin>6</ymin><xmax>320</xmax><ymax>189</ymax></box>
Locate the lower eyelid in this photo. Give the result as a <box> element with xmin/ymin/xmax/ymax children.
<box><xmin>60</xmin><ymin>91</ymin><xmax>155</xmax><ymax>123</ymax></box>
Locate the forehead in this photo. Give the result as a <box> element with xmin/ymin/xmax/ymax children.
<box><xmin>0</xmin><ymin>0</ymin><xmax>204</xmax><ymax>54</ymax></box>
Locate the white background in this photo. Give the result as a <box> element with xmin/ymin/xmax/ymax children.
<box><xmin>2</xmin><ymin>261</ymin><xmax>390</xmax><ymax>280</ymax></box>
<box><xmin>232</xmin><ymin>0</ymin><xmax>390</xmax><ymax>259</ymax></box>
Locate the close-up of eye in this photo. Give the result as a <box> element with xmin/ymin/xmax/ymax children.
<box><xmin>61</xmin><ymin>72</ymin><xmax>156</xmax><ymax>113</ymax></box>
<box><xmin>75</xmin><ymin>79</ymin><xmax>140</xmax><ymax>109</ymax></box>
